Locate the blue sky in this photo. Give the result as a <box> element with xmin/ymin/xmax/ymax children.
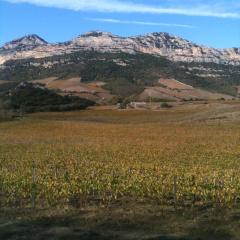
<box><xmin>0</xmin><ymin>0</ymin><xmax>240</xmax><ymax>48</ymax></box>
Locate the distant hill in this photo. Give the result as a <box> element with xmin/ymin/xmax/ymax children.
<box><xmin>1</xmin><ymin>82</ymin><xmax>95</xmax><ymax>113</ymax></box>
<box><xmin>0</xmin><ymin>31</ymin><xmax>240</xmax><ymax>99</ymax></box>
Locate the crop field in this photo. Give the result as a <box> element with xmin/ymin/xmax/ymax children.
<box><xmin>1</xmin><ymin>103</ymin><xmax>240</xmax><ymax>210</ymax></box>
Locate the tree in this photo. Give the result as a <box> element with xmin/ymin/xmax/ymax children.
<box><xmin>0</xmin><ymin>98</ymin><xmax>14</xmax><ymax>121</ymax></box>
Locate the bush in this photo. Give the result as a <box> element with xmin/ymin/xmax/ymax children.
<box><xmin>160</xmin><ymin>102</ymin><xmax>172</xmax><ymax>108</ymax></box>
<box><xmin>108</xmin><ymin>96</ymin><xmax>124</xmax><ymax>105</ymax></box>
<box><xmin>0</xmin><ymin>99</ymin><xmax>16</xmax><ymax>121</ymax></box>
<box><xmin>119</xmin><ymin>96</ymin><xmax>136</xmax><ymax>109</ymax></box>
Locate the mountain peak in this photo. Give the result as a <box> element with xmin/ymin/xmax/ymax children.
<box><xmin>79</xmin><ymin>31</ymin><xmax>117</xmax><ymax>38</ymax></box>
<box><xmin>0</xmin><ymin>31</ymin><xmax>240</xmax><ymax>66</ymax></box>
<box><xmin>70</xmin><ymin>30</ymin><xmax>119</xmax><ymax>47</ymax></box>
<box><xmin>148</xmin><ymin>32</ymin><xmax>174</xmax><ymax>37</ymax></box>
<box><xmin>2</xmin><ymin>34</ymin><xmax>48</xmax><ymax>51</ymax></box>
<box><xmin>144</xmin><ymin>32</ymin><xmax>190</xmax><ymax>42</ymax></box>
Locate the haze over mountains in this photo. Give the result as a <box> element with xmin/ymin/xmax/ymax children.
<box><xmin>1</xmin><ymin>31</ymin><xmax>240</xmax><ymax>65</ymax></box>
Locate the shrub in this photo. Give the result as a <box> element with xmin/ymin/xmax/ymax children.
<box><xmin>119</xmin><ymin>96</ymin><xmax>136</xmax><ymax>109</ymax></box>
<box><xmin>0</xmin><ymin>99</ymin><xmax>16</xmax><ymax>121</ymax></box>
<box><xmin>160</xmin><ymin>102</ymin><xmax>172</xmax><ymax>108</ymax></box>
<box><xmin>108</xmin><ymin>96</ymin><xmax>124</xmax><ymax>105</ymax></box>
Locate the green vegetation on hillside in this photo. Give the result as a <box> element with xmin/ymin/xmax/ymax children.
<box><xmin>1</xmin><ymin>83</ymin><xmax>95</xmax><ymax>113</ymax></box>
<box><xmin>0</xmin><ymin>81</ymin><xmax>19</xmax><ymax>95</ymax></box>
<box><xmin>1</xmin><ymin>51</ymin><xmax>239</xmax><ymax>96</ymax></box>
<box><xmin>180</xmin><ymin>62</ymin><xmax>240</xmax><ymax>96</ymax></box>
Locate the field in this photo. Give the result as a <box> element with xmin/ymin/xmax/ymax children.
<box><xmin>31</xmin><ymin>77</ymin><xmax>113</xmax><ymax>102</ymax></box>
<box><xmin>1</xmin><ymin>102</ymin><xmax>240</xmax><ymax>239</ymax></box>
<box><xmin>139</xmin><ymin>78</ymin><xmax>233</xmax><ymax>101</ymax></box>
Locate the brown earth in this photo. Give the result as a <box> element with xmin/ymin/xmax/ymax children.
<box><xmin>0</xmin><ymin>80</ymin><xmax>11</xmax><ymax>85</ymax></box>
<box><xmin>1</xmin><ymin>77</ymin><xmax>233</xmax><ymax>103</ymax></box>
<box><xmin>159</xmin><ymin>78</ymin><xmax>194</xmax><ymax>90</ymax></box>
<box><xmin>1</xmin><ymin>202</ymin><xmax>240</xmax><ymax>240</ymax></box>
<box><xmin>30</xmin><ymin>100</ymin><xmax>240</xmax><ymax>124</ymax></box>
<box><xmin>32</xmin><ymin>77</ymin><xmax>113</xmax><ymax>102</ymax></box>
<box><xmin>139</xmin><ymin>78</ymin><xmax>233</xmax><ymax>101</ymax></box>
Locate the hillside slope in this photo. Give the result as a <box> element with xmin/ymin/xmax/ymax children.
<box><xmin>0</xmin><ymin>31</ymin><xmax>240</xmax><ymax>98</ymax></box>
<box><xmin>1</xmin><ymin>51</ymin><xmax>239</xmax><ymax>97</ymax></box>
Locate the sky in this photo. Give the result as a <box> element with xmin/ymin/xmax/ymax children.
<box><xmin>0</xmin><ymin>0</ymin><xmax>240</xmax><ymax>48</ymax></box>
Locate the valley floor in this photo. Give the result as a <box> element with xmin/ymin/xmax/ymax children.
<box><xmin>1</xmin><ymin>101</ymin><xmax>240</xmax><ymax>239</ymax></box>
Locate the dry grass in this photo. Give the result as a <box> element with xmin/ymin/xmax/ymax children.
<box><xmin>32</xmin><ymin>77</ymin><xmax>113</xmax><ymax>101</ymax></box>
<box><xmin>139</xmin><ymin>78</ymin><xmax>233</xmax><ymax>101</ymax></box>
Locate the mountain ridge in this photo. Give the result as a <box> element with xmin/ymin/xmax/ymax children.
<box><xmin>2</xmin><ymin>34</ymin><xmax>48</xmax><ymax>51</ymax></box>
<box><xmin>1</xmin><ymin>31</ymin><xmax>240</xmax><ymax>99</ymax></box>
<box><xmin>1</xmin><ymin>31</ymin><xmax>240</xmax><ymax>66</ymax></box>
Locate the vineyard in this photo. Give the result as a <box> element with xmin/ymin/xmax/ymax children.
<box><xmin>1</xmin><ymin>107</ymin><xmax>240</xmax><ymax>209</ymax></box>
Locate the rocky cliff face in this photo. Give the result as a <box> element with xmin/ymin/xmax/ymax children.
<box><xmin>1</xmin><ymin>31</ymin><xmax>240</xmax><ymax>65</ymax></box>
<box><xmin>2</xmin><ymin>34</ymin><xmax>48</xmax><ymax>51</ymax></box>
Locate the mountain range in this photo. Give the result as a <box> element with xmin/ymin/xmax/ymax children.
<box><xmin>0</xmin><ymin>31</ymin><xmax>240</xmax><ymax>102</ymax></box>
<box><xmin>1</xmin><ymin>31</ymin><xmax>240</xmax><ymax>65</ymax></box>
